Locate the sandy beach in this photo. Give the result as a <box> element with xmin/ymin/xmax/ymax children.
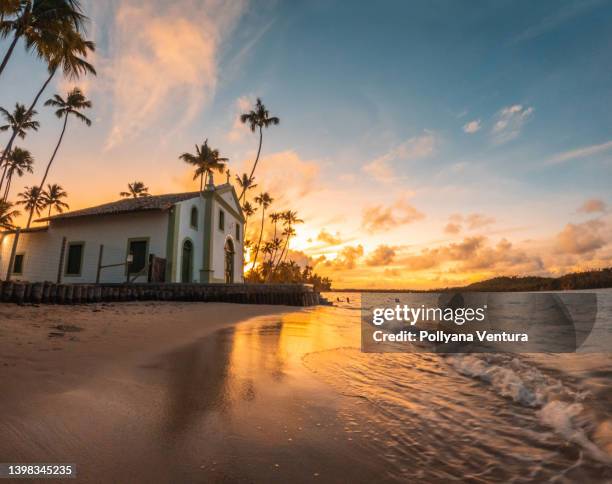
<box><xmin>1</xmin><ymin>298</ymin><xmax>611</xmax><ymax>483</ymax></box>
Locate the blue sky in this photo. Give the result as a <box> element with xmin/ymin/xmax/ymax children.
<box><xmin>1</xmin><ymin>0</ymin><xmax>611</xmax><ymax>287</ymax></box>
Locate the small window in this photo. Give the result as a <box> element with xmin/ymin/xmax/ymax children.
<box><xmin>12</xmin><ymin>253</ymin><xmax>24</xmax><ymax>274</ymax></box>
<box><xmin>190</xmin><ymin>206</ymin><xmax>198</xmax><ymax>229</ymax></box>
<box><xmin>219</xmin><ymin>210</ymin><xmax>225</xmax><ymax>230</ymax></box>
<box><xmin>65</xmin><ymin>242</ymin><xmax>84</xmax><ymax>276</ymax></box>
<box><xmin>235</xmin><ymin>224</ymin><xmax>240</xmax><ymax>242</ymax></box>
<box><xmin>127</xmin><ymin>239</ymin><xmax>148</xmax><ymax>274</ymax></box>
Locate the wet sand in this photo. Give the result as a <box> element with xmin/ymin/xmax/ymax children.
<box><xmin>1</xmin><ymin>300</ymin><xmax>610</xmax><ymax>483</ymax></box>
<box><xmin>0</xmin><ymin>302</ymin><xmax>387</xmax><ymax>483</ymax></box>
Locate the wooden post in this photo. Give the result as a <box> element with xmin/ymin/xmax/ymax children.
<box><xmin>96</xmin><ymin>244</ymin><xmax>104</xmax><ymax>283</ymax></box>
<box><xmin>5</xmin><ymin>229</ymin><xmax>20</xmax><ymax>281</ymax></box>
<box><xmin>56</xmin><ymin>237</ymin><xmax>66</xmax><ymax>284</ymax></box>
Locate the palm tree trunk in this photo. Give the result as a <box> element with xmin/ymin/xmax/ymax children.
<box><xmin>251</xmin><ymin>207</ymin><xmax>265</xmax><ymax>269</ymax></box>
<box><xmin>240</xmin><ymin>126</ymin><xmax>263</xmax><ymax>201</ymax></box>
<box><xmin>200</xmin><ymin>172</ymin><xmax>204</xmax><ymax>191</ymax></box>
<box><xmin>0</xmin><ymin>68</ymin><xmax>56</xmax><ymax>194</ymax></box>
<box><xmin>26</xmin><ymin>114</ymin><xmax>68</xmax><ymax>228</ymax></box>
<box><xmin>0</xmin><ymin>32</ymin><xmax>20</xmax><ymax>79</ymax></box>
<box><xmin>275</xmin><ymin>234</ymin><xmax>291</xmax><ymax>270</ymax></box>
<box><xmin>2</xmin><ymin>173</ymin><xmax>13</xmax><ymax>203</ymax></box>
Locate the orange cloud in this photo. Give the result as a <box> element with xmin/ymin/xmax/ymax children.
<box><xmin>555</xmin><ymin>220</ymin><xmax>606</xmax><ymax>255</ymax></box>
<box><xmin>365</xmin><ymin>245</ymin><xmax>396</xmax><ymax>266</ymax></box>
<box><xmin>444</xmin><ymin>222</ymin><xmax>462</xmax><ymax>234</ymax></box>
<box><xmin>316</xmin><ymin>229</ymin><xmax>342</xmax><ymax>246</ymax></box>
<box><xmin>578</xmin><ymin>198</ymin><xmax>606</xmax><ymax>214</ymax></box>
<box><xmin>362</xmin><ymin>197</ymin><xmax>424</xmax><ymax>232</ymax></box>
<box><xmin>321</xmin><ymin>244</ymin><xmax>364</xmax><ymax>270</ymax></box>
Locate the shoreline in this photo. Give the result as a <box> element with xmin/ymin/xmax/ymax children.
<box><xmin>0</xmin><ymin>301</ymin><xmax>291</xmax><ymax>406</ymax></box>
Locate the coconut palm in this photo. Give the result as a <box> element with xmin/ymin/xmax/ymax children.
<box><xmin>41</xmin><ymin>183</ymin><xmax>69</xmax><ymax>218</ymax></box>
<box><xmin>251</xmin><ymin>192</ymin><xmax>273</xmax><ymax>269</ymax></box>
<box><xmin>0</xmin><ymin>28</ymin><xmax>95</xmax><ymax>194</ymax></box>
<box><xmin>0</xmin><ymin>0</ymin><xmax>87</xmax><ymax>78</ymax></box>
<box><xmin>179</xmin><ymin>139</ymin><xmax>228</xmax><ymax>191</ymax></box>
<box><xmin>238</xmin><ymin>98</ymin><xmax>279</xmax><ymax>201</ymax></box>
<box><xmin>120</xmin><ymin>181</ymin><xmax>150</xmax><ymax>198</ymax></box>
<box><xmin>17</xmin><ymin>185</ymin><xmax>44</xmax><ymax>220</ymax></box>
<box><xmin>235</xmin><ymin>173</ymin><xmax>257</xmax><ymax>198</ymax></box>
<box><xmin>24</xmin><ymin>87</ymin><xmax>91</xmax><ymax>227</ymax></box>
<box><xmin>275</xmin><ymin>210</ymin><xmax>303</xmax><ymax>268</ymax></box>
<box><xmin>268</xmin><ymin>211</ymin><xmax>282</xmax><ymax>261</ymax></box>
<box><xmin>2</xmin><ymin>147</ymin><xmax>34</xmax><ymax>202</ymax></box>
<box><xmin>0</xmin><ymin>103</ymin><xmax>39</xmax><ymax>192</ymax></box>
<box><xmin>242</xmin><ymin>200</ymin><xmax>256</xmax><ymax>234</ymax></box>
<box><xmin>0</xmin><ymin>200</ymin><xmax>20</xmax><ymax>229</ymax></box>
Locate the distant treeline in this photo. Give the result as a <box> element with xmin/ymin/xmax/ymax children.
<box><xmin>331</xmin><ymin>268</ymin><xmax>612</xmax><ymax>293</ymax></box>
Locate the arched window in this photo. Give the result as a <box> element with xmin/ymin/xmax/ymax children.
<box><xmin>190</xmin><ymin>206</ymin><xmax>198</xmax><ymax>229</ymax></box>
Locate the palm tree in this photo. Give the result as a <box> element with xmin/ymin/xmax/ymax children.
<box><xmin>179</xmin><ymin>139</ymin><xmax>228</xmax><ymax>191</ymax></box>
<box><xmin>268</xmin><ymin>211</ymin><xmax>282</xmax><ymax>262</ymax></box>
<box><xmin>0</xmin><ymin>200</ymin><xmax>20</xmax><ymax>229</ymax></box>
<box><xmin>238</xmin><ymin>98</ymin><xmax>279</xmax><ymax>201</ymax></box>
<box><xmin>41</xmin><ymin>183</ymin><xmax>69</xmax><ymax>218</ymax></box>
<box><xmin>242</xmin><ymin>200</ymin><xmax>256</xmax><ymax>235</ymax></box>
<box><xmin>0</xmin><ymin>28</ymin><xmax>95</xmax><ymax>191</ymax></box>
<box><xmin>251</xmin><ymin>192</ymin><xmax>273</xmax><ymax>270</ymax></box>
<box><xmin>235</xmin><ymin>173</ymin><xmax>257</xmax><ymax>198</ymax></box>
<box><xmin>120</xmin><ymin>181</ymin><xmax>150</xmax><ymax>198</ymax></box>
<box><xmin>17</xmin><ymin>185</ymin><xmax>44</xmax><ymax>220</ymax></box>
<box><xmin>2</xmin><ymin>147</ymin><xmax>34</xmax><ymax>202</ymax></box>
<box><xmin>25</xmin><ymin>87</ymin><xmax>91</xmax><ymax>227</ymax></box>
<box><xmin>0</xmin><ymin>103</ymin><xmax>39</xmax><ymax>192</ymax></box>
<box><xmin>0</xmin><ymin>0</ymin><xmax>87</xmax><ymax>78</ymax></box>
<box><xmin>275</xmin><ymin>210</ymin><xmax>303</xmax><ymax>268</ymax></box>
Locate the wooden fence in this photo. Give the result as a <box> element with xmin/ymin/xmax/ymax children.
<box><xmin>0</xmin><ymin>281</ymin><xmax>319</xmax><ymax>307</ymax></box>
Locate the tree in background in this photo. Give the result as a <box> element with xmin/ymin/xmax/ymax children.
<box><xmin>41</xmin><ymin>183</ymin><xmax>69</xmax><ymax>218</ymax></box>
<box><xmin>0</xmin><ymin>103</ymin><xmax>39</xmax><ymax>192</ymax></box>
<box><xmin>238</xmin><ymin>98</ymin><xmax>279</xmax><ymax>202</ymax></box>
<box><xmin>120</xmin><ymin>181</ymin><xmax>150</xmax><ymax>198</ymax></box>
<box><xmin>251</xmin><ymin>192</ymin><xmax>273</xmax><ymax>269</ymax></box>
<box><xmin>179</xmin><ymin>139</ymin><xmax>228</xmax><ymax>191</ymax></box>
<box><xmin>25</xmin><ymin>87</ymin><xmax>91</xmax><ymax>228</ymax></box>
<box><xmin>235</xmin><ymin>172</ymin><xmax>257</xmax><ymax>199</ymax></box>
<box><xmin>2</xmin><ymin>147</ymin><xmax>34</xmax><ymax>202</ymax></box>
<box><xmin>0</xmin><ymin>200</ymin><xmax>20</xmax><ymax>230</ymax></box>
<box><xmin>17</xmin><ymin>185</ymin><xmax>44</xmax><ymax>220</ymax></box>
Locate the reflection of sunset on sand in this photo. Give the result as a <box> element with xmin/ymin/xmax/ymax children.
<box><xmin>1</xmin><ymin>296</ymin><xmax>611</xmax><ymax>480</ymax></box>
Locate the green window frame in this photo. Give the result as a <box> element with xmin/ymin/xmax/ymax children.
<box><xmin>190</xmin><ymin>206</ymin><xmax>198</xmax><ymax>229</ymax></box>
<box><xmin>126</xmin><ymin>237</ymin><xmax>150</xmax><ymax>275</ymax></box>
<box><xmin>218</xmin><ymin>209</ymin><xmax>225</xmax><ymax>231</ymax></box>
<box><xmin>12</xmin><ymin>253</ymin><xmax>24</xmax><ymax>275</ymax></box>
<box><xmin>65</xmin><ymin>242</ymin><xmax>85</xmax><ymax>277</ymax></box>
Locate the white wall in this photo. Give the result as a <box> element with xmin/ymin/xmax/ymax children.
<box><xmin>210</xmin><ymin>196</ymin><xmax>244</xmax><ymax>283</ymax></box>
<box><xmin>174</xmin><ymin>196</ymin><xmax>205</xmax><ymax>282</ymax></box>
<box><xmin>0</xmin><ymin>211</ymin><xmax>168</xmax><ymax>283</ymax></box>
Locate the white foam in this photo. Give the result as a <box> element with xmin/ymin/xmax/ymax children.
<box><xmin>447</xmin><ymin>354</ymin><xmax>611</xmax><ymax>464</ymax></box>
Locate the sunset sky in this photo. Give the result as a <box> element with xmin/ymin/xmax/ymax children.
<box><xmin>1</xmin><ymin>0</ymin><xmax>611</xmax><ymax>288</ymax></box>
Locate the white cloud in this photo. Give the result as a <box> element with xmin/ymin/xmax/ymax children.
<box><xmin>363</xmin><ymin>131</ymin><xmax>436</xmax><ymax>182</ymax></box>
<box><xmin>546</xmin><ymin>140</ymin><xmax>612</xmax><ymax>165</ymax></box>
<box><xmin>362</xmin><ymin>158</ymin><xmax>393</xmax><ymax>183</ymax></box>
<box><xmin>491</xmin><ymin>104</ymin><xmax>534</xmax><ymax>143</ymax></box>
<box><xmin>227</xmin><ymin>95</ymin><xmax>255</xmax><ymax>143</ymax></box>
<box><xmin>97</xmin><ymin>0</ymin><xmax>247</xmax><ymax>149</ymax></box>
<box><xmin>463</xmin><ymin>119</ymin><xmax>481</xmax><ymax>134</ymax></box>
